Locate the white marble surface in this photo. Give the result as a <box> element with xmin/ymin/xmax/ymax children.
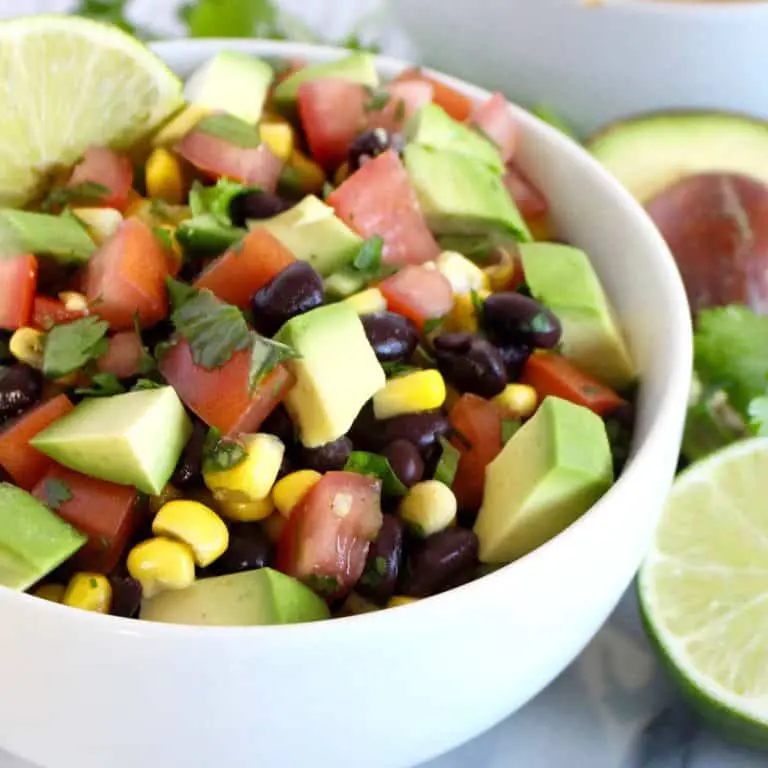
<box><xmin>0</xmin><ymin>2</ymin><xmax>766</xmax><ymax>766</ymax></box>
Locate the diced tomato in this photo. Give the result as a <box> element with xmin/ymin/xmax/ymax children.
<box><xmin>277</xmin><ymin>471</ymin><xmax>383</xmax><ymax>598</ymax></box>
<box><xmin>159</xmin><ymin>339</ymin><xmax>295</xmax><ymax>436</ymax></box>
<box><xmin>84</xmin><ymin>219</ymin><xmax>169</xmax><ymax>330</ymax></box>
<box><xmin>193</xmin><ymin>227</ymin><xmax>295</xmax><ymax>308</ymax></box>
<box><xmin>469</xmin><ymin>93</ymin><xmax>519</xmax><ymax>163</ymax></box>
<box><xmin>176</xmin><ymin>128</ymin><xmax>284</xmax><ymax>191</ymax></box>
<box><xmin>521</xmin><ymin>353</ymin><xmax>625</xmax><ymax>416</ymax></box>
<box><xmin>68</xmin><ymin>147</ymin><xmax>134</xmax><ymax>212</ymax></box>
<box><xmin>328</xmin><ymin>150</ymin><xmax>440</xmax><ymax>266</ymax></box>
<box><xmin>32</xmin><ymin>465</ymin><xmax>138</xmax><ymax>574</ymax></box>
<box><xmin>0</xmin><ymin>395</ymin><xmax>73</xmax><ymax>490</ymax></box>
<box><xmin>504</xmin><ymin>164</ymin><xmax>548</xmax><ymax>220</ymax></box>
<box><xmin>449</xmin><ymin>394</ymin><xmax>503</xmax><ymax>511</ymax></box>
<box><xmin>96</xmin><ymin>332</ymin><xmax>144</xmax><ymax>379</ymax></box>
<box><xmin>0</xmin><ymin>255</ymin><xmax>37</xmax><ymax>331</ymax></box>
<box><xmin>396</xmin><ymin>68</ymin><xmax>473</xmax><ymax>122</ymax></box>
<box><xmin>32</xmin><ymin>295</ymin><xmax>87</xmax><ymax>331</ymax></box>
<box><xmin>368</xmin><ymin>80</ymin><xmax>434</xmax><ymax>134</ymax></box>
<box><xmin>379</xmin><ymin>265</ymin><xmax>454</xmax><ymax>330</ymax></box>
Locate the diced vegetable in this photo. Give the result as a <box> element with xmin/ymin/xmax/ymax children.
<box><xmin>398</xmin><ymin>480</ymin><xmax>457</xmax><ymax>537</ymax></box>
<box><xmin>32</xmin><ymin>295</ymin><xmax>87</xmax><ymax>331</ymax></box>
<box><xmin>503</xmin><ymin>165</ymin><xmax>548</xmax><ymax>220</ymax></box>
<box><xmin>152</xmin><ymin>500</ymin><xmax>229</xmax><ymax>568</ymax></box>
<box><xmin>0</xmin><ymin>255</ymin><xmax>37</xmax><ymax>331</ymax></box>
<box><xmin>369</xmin><ymin>80</ymin><xmax>434</xmax><ymax>134</ymax></box>
<box><xmin>62</xmin><ymin>572</ymin><xmax>112</xmax><ymax>613</ymax></box>
<box><xmin>68</xmin><ymin>147</ymin><xmax>134</xmax><ymax>212</ymax></box>
<box><xmin>379</xmin><ymin>264</ymin><xmax>454</xmax><ymax>331</ymax></box>
<box><xmin>469</xmin><ymin>93</ymin><xmax>519</xmax><ymax>163</ymax></box>
<box><xmin>395</xmin><ymin>68</ymin><xmax>473</xmax><ymax>122</ymax></box>
<box><xmin>127</xmin><ymin>536</ymin><xmax>196</xmax><ymax>599</ymax></box>
<box><xmin>96</xmin><ymin>331</ymin><xmax>145</xmax><ymax>379</ymax></box>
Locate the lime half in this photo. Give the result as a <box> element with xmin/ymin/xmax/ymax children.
<box><xmin>639</xmin><ymin>437</ymin><xmax>768</xmax><ymax>748</ymax></box>
<box><xmin>0</xmin><ymin>15</ymin><xmax>182</xmax><ymax>207</ymax></box>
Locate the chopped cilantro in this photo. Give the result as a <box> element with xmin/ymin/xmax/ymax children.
<box><xmin>189</xmin><ymin>178</ymin><xmax>259</xmax><ymax>224</ymax></box>
<box><xmin>423</xmin><ymin>316</ymin><xmax>444</xmax><ymax>335</ymax></box>
<box><xmin>433</xmin><ymin>437</ymin><xmax>461</xmax><ymax>486</ymax></box>
<box><xmin>42</xmin><ymin>478</ymin><xmax>72</xmax><ymax>511</ymax></box>
<box><xmin>132</xmin><ymin>378</ymin><xmax>163</xmax><ymax>391</ymax></box>
<box><xmin>352</xmin><ymin>235</ymin><xmax>384</xmax><ymax>275</ymax></box>
<box><xmin>41</xmin><ymin>181</ymin><xmax>110</xmax><ymax>213</ymax></box>
<box><xmin>501</xmin><ymin>418</ymin><xmax>522</xmax><ymax>444</ymax></box>
<box><xmin>152</xmin><ymin>226</ymin><xmax>173</xmax><ymax>251</ymax></box>
<box><xmin>470</xmin><ymin>289</ymin><xmax>486</xmax><ymax>319</ymax></box>
<box><xmin>196</xmin><ymin>113</ymin><xmax>261</xmax><ymax>148</ymax></box>
<box><xmin>364</xmin><ymin>89</ymin><xmax>391</xmax><ymax>113</ymax></box>
<box><xmin>42</xmin><ymin>316</ymin><xmax>109</xmax><ymax>380</ymax></box>
<box><xmin>202</xmin><ymin>427</ymin><xmax>247</xmax><ymax>474</ymax></box>
<box><xmin>381</xmin><ymin>362</ymin><xmax>420</xmax><ymax>378</ymax></box>
<box><xmin>305</xmin><ymin>574</ymin><xmax>339</xmax><ymax>597</ymax></box>
<box><xmin>75</xmin><ymin>372</ymin><xmax>126</xmax><ymax>397</ymax></box>
<box><xmin>343</xmin><ymin>451</ymin><xmax>408</xmax><ymax>496</ymax></box>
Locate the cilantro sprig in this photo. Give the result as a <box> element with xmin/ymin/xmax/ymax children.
<box><xmin>42</xmin><ymin>478</ymin><xmax>73</xmax><ymax>511</ymax></box>
<box><xmin>41</xmin><ymin>181</ymin><xmax>110</xmax><ymax>213</ymax></box>
<box><xmin>42</xmin><ymin>317</ymin><xmax>109</xmax><ymax>380</ymax></box>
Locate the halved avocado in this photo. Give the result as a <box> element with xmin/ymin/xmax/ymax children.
<box><xmin>588</xmin><ymin>112</ymin><xmax>768</xmax><ymax>203</ymax></box>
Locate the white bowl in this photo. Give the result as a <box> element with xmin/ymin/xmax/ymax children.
<box><xmin>0</xmin><ymin>39</ymin><xmax>692</xmax><ymax>768</ymax></box>
<box><xmin>389</xmin><ymin>0</ymin><xmax>768</xmax><ymax>136</ymax></box>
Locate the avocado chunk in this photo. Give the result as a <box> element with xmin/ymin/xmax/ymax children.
<box><xmin>177</xmin><ymin>214</ymin><xmax>246</xmax><ymax>253</ymax></box>
<box><xmin>406</xmin><ymin>103</ymin><xmax>504</xmax><ymax>174</ymax></box>
<box><xmin>0</xmin><ymin>209</ymin><xmax>95</xmax><ymax>264</ymax></box>
<box><xmin>324</xmin><ymin>268</ymin><xmax>368</xmax><ymax>300</ymax></box>
<box><xmin>275</xmin><ymin>302</ymin><xmax>385</xmax><ymax>448</ymax></box>
<box><xmin>258</xmin><ymin>195</ymin><xmax>363</xmax><ymax>276</ymax></box>
<box><xmin>519</xmin><ymin>242</ymin><xmax>636</xmax><ymax>389</ymax></box>
<box><xmin>272</xmin><ymin>52</ymin><xmax>379</xmax><ymax>107</ymax></box>
<box><xmin>588</xmin><ymin>112</ymin><xmax>768</xmax><ymax>203</ymax></box>
<box><xmin>0</xmin><ymin>483</ymin><xmax>86</xmax><ymax>590</ymax></box>
<box><xmin>183</xmin><ymin>51</ymin><xmax>274</xmax><ymax>124</ymax></box>
<box><xmin>404</xmin><ymin>144</ymin><xmax>531</xmax><ymax>241</ymax></box>
<box><xmin>140</xmin><ymin>568</ymin><xmax>330</xmax><ymax>626</ymax></box>
<box><xmin>31</xmin><ymin>387</ymin><xmax>192</xmax><ymax>495</ymax></box>
<box><xmin>474</xmin><ymin>396</ymin><xmax>613</xmax><ymax>564</ymax></box>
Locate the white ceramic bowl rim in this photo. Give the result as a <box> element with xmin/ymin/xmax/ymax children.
<box><xmin>599</xmin><ymin>0</ymin><xmax>768</xmax><ymax>16</ymax></box>
<box><xmin>0</xmin><ymin>38</ymin><xmax>692</xmax><ymax>640</ymax></box>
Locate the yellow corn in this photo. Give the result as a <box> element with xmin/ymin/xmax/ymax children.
<box><xmin>259</xmin><ymin>120</ymin><xmax>295</xmax><ymax>161</ymax></box>
<box><xmin>152</xmin><ymin>103</ymin><xmax>209</xmax><ymax>147</ymax></box>
<box><xmin>398</xmin><ymin>480</ymin><xmax>457</xmax><ymax>538</ymax></box>
<box><xmin>71</xmin><ymin>207</ymin><xmax>123</xmax><ymax>245</ymax></box>
<box><xmin>58</xmin><ymin>291</ymin><xmax>90</xmax><ymax>314</ymax></box>
<box><xmin>126</xmin><ymin>537</ymin><xmax>196</xmax><ymax>599</ymax></box>
<box><xmin>387</xmin><ymin>596</ymin><xmax>419</xmax><ymax>608</ymax></box>
<box><xmin>9</xmin><ymin>327</ymin><xmax>44</xmax><ymax>369</ymax></box>
<box><xmin>284</xmin><ymin>149</ymin><xmax>326</xmax><ymax>195</ymax></box>
<box><xmin>33</xmin><ymin>583</ymin><xmax>66</xmax><ymax>603</ymax></box>
<box><xmin>443</xmin><ymin>293</ymin><xmax>479</xmax><ymax>334</ymax></box>
<box><xmin>484</xmin><ymin>249</ymin><xmax>517</xmax><ymax>292</ymax></box>
<box><xmin>62</xmin><ymin>573</ymin><xmax>112</xmax><ymax>614</ymax></box>
<box><xmin>152</xmin><ymin>500</ymin><xmax>229</xmax><ymax>568</ymax></box>
<box><xmin>146</xmin><ymin>147</ymin><xmax>186</xmax><ymax>204</ymax></box>
<box><xmin>492</xmin><ymin>384</ymin><xmax>538</xmax><ymax>420</ymax></box>
<box><xmin>217</xmin><ymin>495</ymin><xmax>275</xmax><ymax>522</ymax></box>
<box><xmin>272</xmin><ymin>470</ymin><xmax>322</xmax><ymax>518</ymax></box>
<box><xmin>436</xmin><ymin>250</ymin><xmax>490</xmax><ymax>295</ymax></box>
<box><xmin>261</xmin><ymin>512</ymin><xmax>287</xmax><ymax>543</ymax></box>
<box><xmin>373</xmin><ymin>369</ymin><xmax>446</xmax><ymax>420</ymax></box>
<box><xmin>343</xmin><ymin>288</ymin><xmax>387</xmax><ymax>315</ymax></box>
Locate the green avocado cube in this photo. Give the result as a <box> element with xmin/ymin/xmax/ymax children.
<box><xmin>0</xmin><ymin>210</ymin><xmax>96</xmax><ymax>264</ymax></box>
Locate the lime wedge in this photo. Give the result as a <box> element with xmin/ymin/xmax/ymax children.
<box><xmin>0</xmin><ymin>15</ymin><xmax>183</xmax><ymax>207</ymax></box>
<box><xmin>639</xmin><ymin>437</ymin><xmax>768</xmax><ymax>748</ymax></box>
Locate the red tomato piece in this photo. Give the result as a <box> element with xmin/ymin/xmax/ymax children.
<box><xmin>396</xmin><ymin>68</ymin><xmax>473</xmax><ymax>122</ymax></box>
<box><xmin>521</xmin><ymin>353</ymin><xmax>625</xmax><ymax>416</ymax></box>
<box><xmin>504</xmin><ymin>164</ymin><xmax>548</xmax><ymax>220</ymax></box>
<box><xmin>68</xmin><ymin>147</ymin><xmax>134</xmax><ymax>212</ymax></box>
<box><xmin>84</xmin><ymin>219</ymin><xmax>169</xmax><ymax>330</ymax></box>
<box><xmin>0</xmin><ymin>395</ymin><xmax>73</xmax><ymax>490</ymax></box>
<box><xmin>32</xmin><ymin>465</ymin><xmax>138</xmax><ymax>574</ymax></box>
<box><xmin>328</xmin><ymin>150</ymin><xmax>440</xmax><ymax>266</ymax></box>
<box><xmin>0</xmin><ymin>255</ymin><xmax>37</xmax><ymax>331</ymax></box>
<box><xmin>369</xmin><ymin>80</ymin><xmax>434</xmax><ymax>134</ymax></box>
<box><xmin>32</xmin><ymin>295</ymin><xmax>87</xmax><ymax>331</ymax></box>
<box><xmin>379</xmin><ymin>265</ymin><xmax>454</xmax><ymax>330</ymax></box>
<box><xmin>159</xmin><ymin>339</ymin><xmax>295</xmax><ymax>436</ymax></box>
<box><xmin>469</xmin><ymin>92</ymin><xmax>519</xmax><ymax>163</ymax></box>
<box><xmin>277</xmin><ymin>471</ymin><xmax>383</xmax><ymax>598</ymax></box>
<box><xmin>193</xmin><ymin>227</ymin><xmax>295</xmax><ymax>308</ymax></box>
<box><xmin>449</xmin><ymin>394</ymin><xmax>503</xmax><ymax>511</ymax></box>
<box><xmin>96</xmin><ymin>332</ymin><xmax>144</xmax><ymax>379</ymax></box>
<box><xmin>176</xmin><ymin>128</ymin><xmax>284</xmax><ymax>191</ymax></box>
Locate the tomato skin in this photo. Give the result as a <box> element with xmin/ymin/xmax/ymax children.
<box><xmin>32</xmin><ymin>295</ymin><xmax>87</xmax><ymax>330</ymax></box>
<box><xmin>449</xmin><ymin>394</ymin><xmax>503</xmax><ymax>511</ymax></box>
<box><xmin>84</xmin><ymin>219</ymin><xmax>169</xmax><ymax>330</ymax></box>
<box><xmin>395</xmin><ymin>68</ymin><xmax>473</xmax><ymax>122</ymax></box>
<box><xmin>0</xmin><ymin>395</ymin><xmax>73</xmax><ymax>490</ymax></box>
<box><xmin>521</xmin><ymin>353</ymin><xmax>625</xmax><ymax>416</ymax></box>
<box><xmin>370</xmin><ymin>80</ymin><xmax>434</xmax><ymax>134</ymax></box>
<box><xmin>193</xmin><ymin>227</ymin><xmax>296</xmax><ymax>308</ymax></box>
<box><xmin>379</xmin><ymin>265</ymin><xmax>454</xmax><ymax>330</ymax></box>
<box><xmin>504</xmin><ymin>165</ymin><xmax>548</xmax><ymax>220</ymax></box>
<box><xmin>469</xmin><ymin>93</ymin><xmax>519</xmax><ymax>163</ymax></box>
<box><xmin>0</xmin><ymin>255</ymin><xmax>37</xmax><ymax>331</ymax></box>
<box><xmin>32</xmin><ymin>465</ymin><xmax>138</xmax><ymax>574</ymax></box>
<box><xmin>328</xmin><ymin>150</ymin><xmax>440</xmax><ymax>266</ymax></box>
<box><xmin>68</xmin><ymin>146</ymin><xmax>134</xmax><ymax>212</ymax></box>
<box><xmin>159</xmin><ymin>339</ymin><xmax>295</xmax><ymax>436</ymax></box>
<box><xmin>96</xmin><ymin>332</ymin><xmax>144</xmax><ymax>379</ymax></box>
<box><xmin>277</xmin><ymin>471</ymin><xmax>383</xmax><ymax>598</ymax></box>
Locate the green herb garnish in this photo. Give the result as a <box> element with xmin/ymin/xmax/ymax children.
<box><xmin>305</xmin><ymin>574</ymin><xmax>339</xmax><ymax>597</ymax></box>
<box><xmin>152</xmin><ymin>226</ymin><xmax>173</xmax><ymax>251</ymax></box>
<box><xmin>381</xmin><ymin>362</ymin><xmax>420</xmax><ymax>378</ymax></box>
<box><xmin>423</xmin><ymin>316</ymin><xmax>444</xmax><ymax>335</ymax></box>
<box><xmin>343</xmin><ymin>450</ymin><xmax>408</xmax><ymax>496</ymax></box>
<box><xmin>41</xmin><ymin>181</ymin><xmax>110</xmax><ymax>213</ymax></box>
<box><xmin>364</xmin><ymin>90</ymin><xmax>391</xmax><ymax>113</ymax></box>
<box><xmin>196</xmin><ymin>113</ymin><xmax>261</xmax><ymax>148</ymax></box>
<box><xmin>42</xmin><ymin>478</ymin><xmax>72</xmax><ymax>511</ymax></box>
<box><xmin>132</xmin><ymin>378</ymin><xmax>163</xmax><ymax>391</ymax></box>
<box><xmin>75</xmin><ymin>372</ymin><xmax>126</xmax><ymax>397</ymax></box>
<box><xmin>352</xmin><ymin>235</ymin><xmax>384</xmax><ymax>275</ymax></box>
<box><xmin>202</xmin><ymin>427</ymin><xmax>247</xmax><ymax>474</ymax></box>
<box><xmin>42</xmin><ymin>316</ymin><xmax>109</xmax><ymax>380</ymax></box>
<box><xmin>433</xmin><ymin>437</ymin><xmax>461</xmax><ymax>487</ymax></box>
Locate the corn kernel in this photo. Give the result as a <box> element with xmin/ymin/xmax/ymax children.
<box><xmin>33</xmin><ymin>583</ymin><xmax>66</xmax><ymax>603</ymax></box>
<box><xmin>217</xmin><ymin>495</ymin><xmax>275</xmax><ymax>522</ymax></box>
<box><xmin>373</xmin><ymin>370</ymin><xmax>446</xmax><ymax>420</ymax></box>
<box><xmin>492</xmin><ymin>384</ymin><xmax>538</xmax><ymax>419</ymax></box>
<box><xmin>203</xmin><ymin>433</ymin><xmax>285</xmax><ymax>504</ymax></box>
<box><xmin>272</xmin><ymin>470</ymin><xmax>322</xmax><ymax>518</ymax></box>
<box><xmin>71</xmin><ymin>207</ymin><xmax>123</xmax><ymax>245</ymax></box>
<box><xmin>58</xmin><ymin>291</ymin><xmax>90</xmax><ymax>314</ymax></box>
<box><xmin>152</xmin><ymin>499</ymin><xmax>229</xmax><ymax>567</ymax></box>
<box><xmin>62</xmin><ymin>573</ymin><xmax>112</xmax><ymax>614</ymax></box>
<box><xmin>152</xmin><ymin>103</ymin><xmax>209</xmax><ymax>147</ymax></box>
<box><xmin>259</xmin><ymin>120</ymin><xmax>295</xmax><ymax>161</ymax></box>
<box><xmin>398</xmin><ymin>480</ymin><xmax>457</xmax><ymax>538</ymax></box>
<box><xmin>284</xmin><ymin>149</ymin><xmax>326</xmax><ymax>195</ymax></box>
<box><xmin>146</xmin><ymin>147</ymin><xmax>186</xmax><ymax>204</ymax></box>
<box><xmin>387</xmin><ymin>596</ymin><xmax>419</xmax><ymax>608</ymax></box>
<box><xmin>9</xmin><ymin>327</ymin><xmax>44</xmax><ymax>369</ymax></box>
<box><xmin>127</xmin><ymin>537</ymin><xmax>196</xmax><ymax>599</ymax></box>
<box><xmin>343</xmin><ymin>288</ymin><xmax>387</xmax><ymax>315</ymax></box>
<box><xmin>436</xmin><ymin>250</ymin><xmax>490</xmax><ymax>295</ymax></box>
<box><xmin>443</xmin><ymin>293</ymin><xmax>479</xmax><ymax>334</ymax></box>
<box><xmin>261</xmin><ymin>512</ymin><xmax>286</xmax><ymax>543</ymax></box>
<box><xmin>484</xmin><ymin>248</ymin><xmax>517</xmax><ymax>292</ymax></box>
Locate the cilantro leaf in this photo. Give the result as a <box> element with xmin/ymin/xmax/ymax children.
<box><xmin>304</xmin><ymin>574</ymin><xmax>340</xmax><ymax>597</ymax></box>
<box><xmin>381</xmin><ymin>362</ymin><xmax>420</xmax><ymax>378</ymax></box>
<box><xmin>42</xmin><ymin>478</ymin><xmax>72</xmax><ymax>511</ymax></box>
<box><xmin>189</xmin><ymin>179</ymin><xmax>260</xmax><ymax>224</ymax></box>
<box><xmin>41</xmin><ymin>181</ymin><xmax>110</xmax><ymax>213</ymax></box>
<box><xmin>364</xmin><ymin>90</ymin><xmax>391</xmax><ymax>113</ymax></box>
<box><xmin>202</xmin><ymin>428</ymin><xmax>247</xmax><ymax>474</ymax></box>
<box><xmin>43</xmin><ymin>317</ymin><xmax>109</xmax><ymax>380</ymax></box>
<box><xmin>682</xmin><ymin>394</ymin><xmax>747</xmax><ymax>463</ymax></box>
<box><xmin>749</xmin><ymin>396</ymin><xmax>768</xmax><ymax>437</ymax></box>
<box><xmin>132</xmin><ymin>378</ymin><xmax>163</xmax><ymax>391</ymax></box>
<box><xmin>75</xmin><ymin>372</ymin><xmax>126</xmax><ymax>397</ymax></box>
<box><xmin>343</xmin><ymin>451</ymin><xmax>407</xmax><ymax>496</ymax></box>
<box><xmin>352</xmin><ymin>235</ymin><xmax>384</xmax><ymax>275</ymax></box>
<box><xmin>196</xmin><ymin>113</ymin><xmax>261</xmax><ymax>148</ymax></box>
<box><xmin>433</xmin><ymin>437</ymin><xmax>460</xmax><ymax>487</ymax></box>
<box><xmin>248</xmin><ymin>334</ymin><xmax>299</xmax><ymax>389</ymax></box>
<box><xmin>422</xmin><ymin>316</ymin><xmax>444</xmax><ymax>335</ymax></box>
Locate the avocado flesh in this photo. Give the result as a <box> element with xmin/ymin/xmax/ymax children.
<box><xmin>31</xmin><ymin>387</ymin><xmax>192</xmax><ymax>495</ymax></box>
<box><xmin>0</xmin><ymin>209</ymin><xmax>95</xmax><ymax>264</ymax></box>
<box><xmin>474</xmin><ymin>396</ymin><xmax>613</xmax><ymax>564</ymax></box>
<box><xmin>519</xmin><ymin>242</ymin><xmax>636</xmax><ymax>389</ymax></box>
<box><xmin>140</xmin><ymin>568</ymin><xmax>330</xmax><ymax>626</ymax></box>
<box><xmin>588</xmin><ymin>112</ymin><xmax>768</xmax><ymax>204</ymax></box>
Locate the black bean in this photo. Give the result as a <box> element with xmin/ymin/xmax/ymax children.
<box><xmin>399</xmin><ymin>528</ymin><xmax>479</xmax><ymax>598</ymax></box>
<box><xmin>361</xmin><ymin>312</ymin><xmax>418</xmax><ymax>363</ymax></box>
<box><xmin>356</xmin><ymin>514</ymin><xmax>404</xmax><ymax>604</ymax></box>
<box><xmin>377</xmin><ymin>412</ymin><xmax>451</xmax><ymax>454</ymax></box>
<box><xmin>250</xmin><ymin>261</ymin><xmax>324</xmax><ymax>336</ymax></box>
<box><xmin>348</xmin><ymin>128</ymin><xmax>397</xmax><ymax>172</ymax></box>
<box><xmin>209</xmin><ymin>523</ymin><xmax>273</xmax><ymax>576</ymax></box>
<box><xmin>109</xmin><ymin>576</ymin><xmax>142</xmax><ymax>619</ymax></box>
<box><xmin>0</xmin><ymin>365</ymin><xmax>42</xmax><ymax>421</ymax></box>
<box><xmin>433</xmin><ymin>333</ymin><xmax>472</xmax><ymax>354</ymax></box>
<box><xmin>381</xmin><ymin>439</ymin><xmax>424</xmax><ymax>488</ymax></box>
<box><xmin>604</xmin><ymin>402</ymin><xmax>635</xmax><ymax>476</ymax></box>
<box><xmin>171</xmin><ymin>419</ymin><xmax>207</xmax><ymax>488</ymax></box>
<box><xmin>229</xmin><ymin>191</ymin><xmax>293</xmax><ymax>227</ymax></box>
<box><xmin>261</xmin><ymin>406</ymin><xmax>297</xmax><ymax>446</ymax></box>
<box><xmin>483</xmin><ymin>292</ymin><xmax>562</xmax><ymax>349</ymax></box>
<box><xmin>433</xmin><ymin>335</ymin><xmax>508</xmax><ymax>398</ymax></box>
<box><xmin>495</xmin><ymin>342</ymin><xmax>533</xmax><ymax>381</ymax></box>
<box><xmin>303</xmin><ymin>436</ymin><xmax>353</xmax><ymax>472</ymax></box>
